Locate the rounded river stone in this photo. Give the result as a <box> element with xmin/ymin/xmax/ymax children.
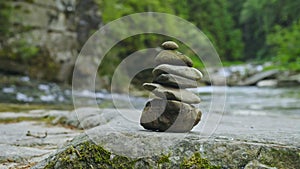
<box><xmin>161</xmin><ymin>41</ymin><xmax>179</xmax><ymax>50</ymax></box>
<box><xmin>140</xmin><ymin>99</ymin><xmax>202</xmax><ymax>132</ymax></box>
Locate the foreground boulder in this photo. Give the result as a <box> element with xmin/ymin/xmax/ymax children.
<box><xmin>32</xmin><ymin>107</ymin><xmax>300</xmax><ymax>169</ymax></box>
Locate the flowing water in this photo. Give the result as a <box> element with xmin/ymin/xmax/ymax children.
<box><xmin>0</xmin><ymin>75</ymin><xmax>299</xmax><ymax>117</ymax></box>
<box><xmin>193</xmin><ymin>86</ymin><xmax>300</xmax><ymax>117</ymax></box>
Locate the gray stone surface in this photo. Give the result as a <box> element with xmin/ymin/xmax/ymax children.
<box><xmin>32</xmin><ymin>107</ymin><xmax>300</xmax><ymax>169</ymax></box>
<box><xmin>140</xmin><ymin>99</ymin><xmax>201</xmax><ymax>132</ymax></box>
<box><xmin>155</xmin><ymin>50</ymin><xmax>193</xmax><ymax>67</ymax></box>
<box><xmin>0</xmin><ymin>109</ymin><xmax>81</xmax><ymax>168</ymax></box>
<box><xmin>154</xmin><ymin>73</ymin><xmax>199</xmax><ymax>88</ymax></box>
<box><xmin>143</xmin><ymin>83</ymin><xmax>201</xmax><ymax>104</ymax></box>
<box><xmin>153</xmin><ymin>64</ymin><xmax>203</xmax><ymax>81</ymax></box>
<box><xmin>0</xmin><ymin>144</ymin><xmax>50</xmax><ymax>163</ymax></box>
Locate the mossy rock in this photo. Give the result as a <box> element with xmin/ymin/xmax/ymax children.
<box><xmin>180</xmin><ymin>152</ymin><xmax>221</xmax><ymax>169</ymax></box>
<box><xmin>257</xmin><ymin>147</ymin><xmax>300</xmax><ymax>168</ymax></box>
<box><xmin>44</xmin><ymin>141</ymin><xmax>137</xmax><ymax>169</ymax></box>
<box><xmin>40</xmin><ymin>140</ymin><xmax>220</xmax><ymax>169</ymax></box>
<box><xmin>35</xmin><ymin>137</ymin><xmax>300</xmax><ymax>169</ymax></box>
<box><xmin>32</xmin><ymin>108</ymin><xmax>300</xmax><ymax>169</ymax></box>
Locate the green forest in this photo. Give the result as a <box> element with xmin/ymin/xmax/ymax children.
<box><xmin>97</xmin><ymin>0</ymin><xmax>300</xmax><ymax>71</ymax></box>
<box><xmin>0</xmin><ymin>0</ymin><xmax>299</xmax><ymax>83</ymax></box>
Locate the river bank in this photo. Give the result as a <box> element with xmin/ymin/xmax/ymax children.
<box><xmin>204</xmin><ymin>63</ymin><xmax>300</xmax><ymax>87</ymax></box>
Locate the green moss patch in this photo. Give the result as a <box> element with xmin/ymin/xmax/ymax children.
<box><xmin>44</xmin><ymin>141</ymin><xmax>137</xmax><ymax>169</ymax></box>
<box><xmin>180</xmin><ymin>152</ymin><xmax>221</xmax><ymax>169</ymax></box>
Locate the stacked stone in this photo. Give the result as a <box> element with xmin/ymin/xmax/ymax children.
<box><xmin>140</xmin><ymin>41</ymin><xmax>203</xmax><ymax>132</ymax></box>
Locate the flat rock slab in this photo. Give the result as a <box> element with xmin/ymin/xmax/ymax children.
<box><xmin>0</xmin><ymin>144</ymin><xmax>50</xmax><ymax>163</ymax></box>
<box><xmin>33</xmin><ymin>108</ymin><xmax>300</xmax><ymax>169</ymax></box>
<box><xmin>154</xmin><ymin>73</ymin><xmax>199</xmax><ymax>88</ymax></box>
<box><xmin>0</xmin><ymin>110</ymin><xmax>82</xmax><ymax>168</ymax></box>
<box><xmin>143</xmin><ymin>83</ymin><xmax>201</xmax><ymax>104</ymax></box>
<box><xmin>153</xmin><ymin>64</ymin><xmax>203</xmax><ymax>81</ymax></box>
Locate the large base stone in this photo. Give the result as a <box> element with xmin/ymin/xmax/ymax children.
<box><xmin>140</xmin><ymin>99</ymin><xmax>202</xmax><ymax>132</ymax></box>
<box><xmin>32</xmin><ymin>107</ymin><xmax>300</xmax><ymax>169</ymax></box>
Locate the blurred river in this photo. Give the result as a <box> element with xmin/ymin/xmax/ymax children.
<box><xmin>0</xmin><ymin>75</ymin><xmax>299</xmax><ymax>117</ymax></box>
<box><xmin>193</xmin><ymin>86</ymin><xmax>300</xmax><ymax>117</ymax></box>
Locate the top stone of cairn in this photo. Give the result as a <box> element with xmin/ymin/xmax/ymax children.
<box><xmin>161</xmin><ymin>41</ymin><xmax>179</xmax><ymax>50</ymax></box>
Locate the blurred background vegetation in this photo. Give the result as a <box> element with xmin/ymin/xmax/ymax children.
<box><xmin>98</xmin><ymin>0</ymin><xmax>300</xmax><ymax>71</ymax></box>
<box><xmin>0</xmin><ymin>0</ymin><xmax>299</xmax><ymax>86</ymax></box>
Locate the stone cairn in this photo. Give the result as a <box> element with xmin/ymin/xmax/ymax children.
<box><xmin>140</xmin><ymin>41</ymin><xmax>203</xmax><ymax>132</ymax></box>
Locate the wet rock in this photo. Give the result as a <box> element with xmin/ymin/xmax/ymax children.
<box><xmin>154</xmin><ymin>73</ymin><xmax>199</xmax><ymax>88</ymax></box>
<box><xmin>238</xmin><ymin>70</ymin><xmax>279</xmax><ymax>86</ymax></box>
<box><xmin>143</xmin><ymin>83</ymin><xmax>201</xmax><ymax>104</ymax></box>
<box><xmin>161</xmin><ymin>41</ymin><xmax>179</xmax><ymax>50</ymax></box>
<box><xmin>289</xmin><ymin>73</ymin><xmax>300</xmax><ymax>83</ymax></box>
<box><xmin>257</xmin><ymin>79</ymin><xmax>278</xmax><ymax>87</ymax></box>
<box><xmin>277</xmin><ymin>73</ymin><xmax>300</xmax><ymax>87</ymax></box>
<box><xmin>155</xmin><ymin>50</ymin><xmax>193</xmax><ymax>67</ymax></box>
<box><xmin>140</xmin><ymin>99</ymin><xmax>202</xmax><ymax>132</ymax></box>
<box><xmin>153</xmin><ymin>64</ymin><xmax>203</xmax><ymax>81</ymax></box>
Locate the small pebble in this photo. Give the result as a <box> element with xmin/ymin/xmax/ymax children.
<box><xmin>161</xmin><ymin>41</ymin><xmax>179</xmax><ymax>50</ymax></box>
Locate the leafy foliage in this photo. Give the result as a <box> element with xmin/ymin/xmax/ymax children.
<box><xmin>267</xmin><ymin>21</ymin><xmax>300</xmax><ymax>71</ymax></box>
<box><xmin>238</xmin><ymin>0</ymin><xmax>300</xmax><ymax>59</ymax></box>
<box><xmin>1</xmin><ymin>0</ymin><xmax>300</xmax><ymax>83</ymax></box>
<box><xmin>186</xmin><ymin>0</ymin><xmax>244</xmax><ymax>61</ymax></box>
<box><xmin>0</xmin><ymin>1</ymin><xmax>11</xmax><ymax>41</ymax></box>
<box><xmin>94</xmin><ymin>0</ymin><xmax>300</xmax><ymax>84</ymax></box>
<box><xmin>0</xmin><ymin>1</ymin><xmax>39</xmax><ymax>62</ymax></box>
<box><xmin>97</xmin><ymin>0</ymin><xmax>244</xmax><ymax>62</ymax></box>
